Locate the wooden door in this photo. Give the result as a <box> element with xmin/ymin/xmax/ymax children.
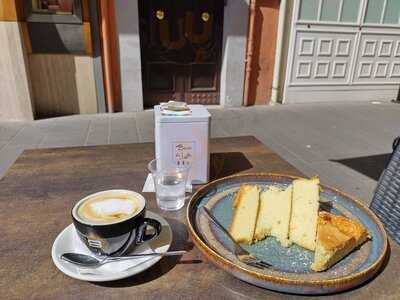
<box><xmin>139</xmin><ymin>0</ymin><xmax>224</xmax><ymax>108</ymax></box>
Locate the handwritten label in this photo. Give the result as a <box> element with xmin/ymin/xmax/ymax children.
<box><xmin>173</xmin><ymin>142</ymin><xmax>195</xmax><ymax>167</ymax></box>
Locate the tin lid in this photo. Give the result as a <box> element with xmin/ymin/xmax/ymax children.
<box><xmin>154</xmin><ymin>105</ymin><xmax>211</xmax><ymax>123</ymax></box>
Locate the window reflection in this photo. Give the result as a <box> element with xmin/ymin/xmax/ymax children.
<box><xmin>31</xmin><ymin>0</ymin><xmax>74</xmax><ymax>15</ymax></box>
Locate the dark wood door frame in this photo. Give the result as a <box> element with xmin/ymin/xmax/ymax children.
<box><xmin>139</xmin><ymin>0</ymin><xmax>224</xmax><ymax>108</ymax></box>
<box><xmin>99</xmin><ymin>0</ymin><xmax>121</xmax><ymax>112</ymax></box>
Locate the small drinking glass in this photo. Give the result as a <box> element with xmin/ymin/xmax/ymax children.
<box><xmin>148</xmin><ymin>159</ymin><xmax>190</xmax><ymax>211</ymax></box>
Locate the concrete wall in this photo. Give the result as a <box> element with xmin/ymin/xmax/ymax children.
<box><xmin>220</xmin><ymin>0</ymin><xmax>249</xmax><ymax>107</ymax></box>
<box><xmin>278</xmin><ymin>0</ymin><xmax>295</xmax><ymax>104</ymax></box>
<box><xmin>0</xmin><ymin>21</ymin><xmax>34</xmax><ymax>121</ymax></box>
<box><xmin>114</xmin><ymin>0</ymin><xmax>143</xmax><ymax>112</ymax></box>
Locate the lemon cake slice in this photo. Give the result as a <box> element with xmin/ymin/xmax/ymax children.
<box><xmin>311</xmin><ymin>211</ymin><xmax>370</xmax><ymax>272</ymax></box>
<box><xmin>289</xmin><ymin>177</ymin><xmax>320</xmax><ymax>251</ymax></box>
<box><xmin>229</xmin><ymin>184</ymin><xmax>260</xmax><ymax>244</ymax></box>
<box><xmin>254</xmin><ymin>185</ymin><xmax>293</xmax><ymax>247</ymax></box>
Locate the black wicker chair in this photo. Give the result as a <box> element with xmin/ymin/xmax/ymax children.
<box><xmin>370</xmin><ymin>137</ymin><xmax>400</xmax><ymax>244</ymax></box>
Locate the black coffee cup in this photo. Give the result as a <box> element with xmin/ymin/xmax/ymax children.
<box><xmin>71</xmin><ymin>190</ymin><xmax>161</xmax><ymax>256</ymax></box>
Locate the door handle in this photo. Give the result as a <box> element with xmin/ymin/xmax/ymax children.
<box><xmin>202</xmin><ymin>12</ymin><xmax>210</xmax><ymax>22</ymax></box>
<box><xmin>156</xmin><ymin>10</ymin><xmax>165</xmax><ymax>20</ymax></box>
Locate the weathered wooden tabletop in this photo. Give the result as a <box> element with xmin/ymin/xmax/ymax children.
<box><xmin>0</xmin><ymin>136</ymin><xmax>398</xmax><ymax>300</ymax></box>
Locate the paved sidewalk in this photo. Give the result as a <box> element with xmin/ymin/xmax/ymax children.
<box><xmin>1</xmin><ymin>101</ymin><xmax>399</xmax><ymax>205</ymax></box>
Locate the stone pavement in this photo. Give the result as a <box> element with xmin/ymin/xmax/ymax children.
<box><xmin>1</xmin><ymin>101</ymin><xmax>399</xmax><ymax>205</ymax></box>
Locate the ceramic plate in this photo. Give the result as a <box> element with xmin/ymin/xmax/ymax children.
<box><xmin>187</xmin><ymin>174</ymin><xmax>388</xmax><ymax>295</ymax></box>
<box><xmin>52</xmin><ymin>211</ymin><xmax>172</xmax><ymax>282</ymax></box>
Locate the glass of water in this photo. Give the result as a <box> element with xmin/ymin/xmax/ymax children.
<box><xmin>148</xmin><ymin>159</ymin><xmax>190</xmax><ymax>211</ymax></box>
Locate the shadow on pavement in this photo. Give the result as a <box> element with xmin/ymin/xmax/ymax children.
<box><xmin>332</xmin><ymin>154</ymin><xmax>391</xmax><ymax>181</ymax></box>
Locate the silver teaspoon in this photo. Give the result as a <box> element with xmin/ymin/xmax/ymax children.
<box><xmin>61</xmin><ymin>250</ymin><xmax>186</xmax><ymax>268</ymax></box>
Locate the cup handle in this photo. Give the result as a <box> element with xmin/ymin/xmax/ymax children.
<box><xmin>135</xmin><ymin>218</ymin><xmax>162</xmax><ymax>244</ymax></box>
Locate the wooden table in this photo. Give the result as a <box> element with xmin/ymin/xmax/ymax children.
<box><xmin>1</xmin><ymin>136</ymin><xmax>399</xmax><ymax>300</ymax></box>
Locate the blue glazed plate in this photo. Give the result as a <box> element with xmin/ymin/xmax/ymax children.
<box><xmin>187</xmin><ymin>173</ymin><xmax>388</xmax><ymax>295</ymax></box>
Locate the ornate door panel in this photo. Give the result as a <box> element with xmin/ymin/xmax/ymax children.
<box><xmin>353</xmin><ymin>33</ymin><xmax>400</xmax><ymax>84</ymax></box>
<box><xmin>139</xmin><ymin>0</ymin><xmax>224</xmax><ymax>108</ymax></box>
<box><xmin>284</xmin><ymin>0</ymin><xmax>400</xmax><ymax>103</ymax></box>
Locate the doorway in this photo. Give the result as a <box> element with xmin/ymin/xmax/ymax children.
<box><xmin>138</xmin><ymin>0</ymin><xmax>224</xmax><ymax>108</ymax></box>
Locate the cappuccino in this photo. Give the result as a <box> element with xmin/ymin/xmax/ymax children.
<box><xmin>76</xmin><ymin>193</ymin><xmax>142</xmax><ymax>225</ymax></box>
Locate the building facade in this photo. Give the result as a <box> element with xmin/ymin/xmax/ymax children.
<box><xmin>0</xmin><ymin>0</ymin><xmax>100</xmax><ymax>120</ymax></box>
<box><xmin>282</xmin><ymin>0</ymin><xmax>400</xmax><ymax>103</ymax></box>
<box><xmin>1</xmin><ymin>0</ymin><xmax>399</xmax><ymax>120</ymax></box>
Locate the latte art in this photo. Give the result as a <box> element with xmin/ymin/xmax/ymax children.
<box><xmin>77</xmin><ymin>196</ymin><xmax>141</xmax><ymax>224</ymax></box>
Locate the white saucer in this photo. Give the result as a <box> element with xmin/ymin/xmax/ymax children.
<box><xmin>51</xmin><ymin>211</ymin><xmax>172</xmax><ymax>282</ymax></box>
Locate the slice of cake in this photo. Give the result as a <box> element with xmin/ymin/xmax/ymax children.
<box><xmin>254</xmin><ymin>185</ymin><xmax>293</xmax><ymax>247</ymax></box>
<box><xmin>229</xmin><ymin>184</ymin><xmax>260</xmax><ymax>244</ymax></box>
<box><xmin>311</xmin><ymin>211</ymin><xmax>370</xmax><ymax>272</ymax></box>
<box><xmin>289</xmin><ymin>177</ymin><xmax>320</xmax><ymax>251</ymax></box>
<box><xmin>325</xmin><ymin>211</ymin><xmax>370</xmax><ymax>246</ymax></box>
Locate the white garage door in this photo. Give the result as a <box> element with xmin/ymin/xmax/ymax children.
<box><xmin>284</xmin><ymin>0</ymin><xmax>400</xmax><ymax>103</ymax></box>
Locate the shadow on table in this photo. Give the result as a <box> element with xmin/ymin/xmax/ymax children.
<box><xmin>332</xmin><ymin>153</ymin><xmax>390</xmax><ymax>181</ymax></box>
<box><xmin>210</xmin><ymin>152</ymin><xmax>253</xmax><ymax>180</ymax></box>
<box><xmin>92</xmin><ymin>218</ymin><xmax>201</xmax><ymax>288</ymax></box>
<box><xmin>325</xmin><ymin>242</ymin><xmax>391</xmax><ymax>297</ymax></box>
<box><xmin>270</xmin><ymin>243</ymin><xmax>392</xmax><ymax>297</ymax></box>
